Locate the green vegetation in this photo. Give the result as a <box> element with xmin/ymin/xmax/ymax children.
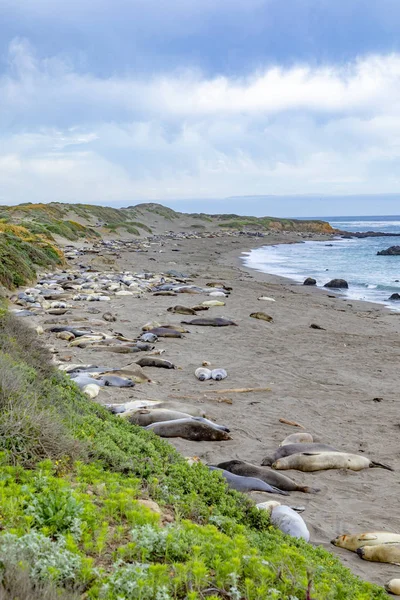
<box><xmin>0</xmin><ymin>224</ymin><xmax>63</xmax><ymax>288</ymax></box>
<box><xmin>217</xmin><ymin>215</ymin><xmax>333</xmax><ymax>234</ymax></box>
<box><xmin>104</xmin><ymin>221</ymin><xmax>153</xmax><ymax>235</ymax></box>
<box><xmin>0</xmin><ymin>312</ymin><xmax>386</xmax><ymax>599</ymax></box>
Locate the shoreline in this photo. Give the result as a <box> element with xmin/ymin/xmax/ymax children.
<box><xmin>10</xmin><ymin>231</ymin><xmax>400</xmax><ymax>591</ymax></box>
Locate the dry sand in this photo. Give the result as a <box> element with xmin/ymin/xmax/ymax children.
<box><xmin>30</xmin><ymin>232</ymin><xmax>400</xmax><ymax>590</ymax></box>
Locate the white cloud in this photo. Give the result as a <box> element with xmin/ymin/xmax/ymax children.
<box><xmin>2</xmin><ymin>39</ymin><xmax>400</xmax><ymax>205</ymax></box>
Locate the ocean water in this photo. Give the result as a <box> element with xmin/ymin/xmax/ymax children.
<box><xmin>243</xmin><ymin>216</ymin><xmax>400</xmax><ymax>309</ymax></box>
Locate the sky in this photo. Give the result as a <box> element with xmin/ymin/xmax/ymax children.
<box><xmin>2</xmin><ymin>0</ymin><xmax>400</xmax><ymax>216</ymax></box>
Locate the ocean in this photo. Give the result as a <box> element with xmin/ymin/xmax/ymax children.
<box><xmin>243</xmin><ymin>215</ymin><xmax>400</xmax><ymax>309</ymax></box>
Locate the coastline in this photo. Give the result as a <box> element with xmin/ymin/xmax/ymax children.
<box><xmin>12</xmin><ymin>231</ymin><xmax>400</xmax><ymax>590</ymax></box>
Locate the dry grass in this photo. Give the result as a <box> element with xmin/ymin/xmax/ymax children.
<box><xmin>0</xmin><ymin>562</ymin><xmax>80</xmax><ymax>600</ymax></box>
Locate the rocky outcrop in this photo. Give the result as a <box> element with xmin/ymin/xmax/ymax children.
<box><xmin>389</xmin><ymin>293</ymin><xmax>400</xmax><ymax>300</ymax></box>
<box><xmin>324</xmin><ymin>279</ymin><xmax>349</xmax><ymax>289</ymax></box>
<box><xmin>377</xmin><ymin>246</ymin><xmax>400</xmax><ymax>256</ymax></box>
<box><xmin>303</xmin><ymin>277</ymin><xmax>317</xmax><ymax>286</ymax></box>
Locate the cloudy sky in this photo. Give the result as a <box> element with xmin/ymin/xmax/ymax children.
<box><xmin>2</xmin><ymin>0</ymin><xmax>400</xmax><ymax>216</ymax></box>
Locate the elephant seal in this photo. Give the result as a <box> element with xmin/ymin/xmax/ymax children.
<box><xmin>273</xmin><ymin>452</ymin><xmax>394</xmax><ymax>472</ymax></box>
<box><xmin>195</xmin><ymin>367</ymin><xmax>212</xmax><ymax>381</ymax></box>
<box><xmin>146</xmin><ymin>419</ymin><xmax>231</xmax><ymax>441</ymax></box>
<box><xmin>211</xmin><ymin>369</ymin><xmax>227</xmax><ymax>381</ymax></box>
<box><xmin>257</xmin><ymin>501</ymin><xmax>310</xmax><ymax>541</ymax></box>
<box><xmin>136</xmin><ymin>357</ymin><xmax>175</xmax><ymax>369</ymax></box>
<box><xmin>357</xmin><ymin>544</ymin><xmax>400</xmax><ymax>565</ymax></box>
<box><xmin>250</xmin><ymin>312</ymin><xmax>273</xmax><ymax>322</ymax></box>
<box><xmin>280</xmin><ymin>433</ymin><xmax>314</xmax><ymax>447</ymax></box>
<box><xmin>140</xmin><ymin>333</ymin><xmax>158</xmax><ymax>343</ymax></box>
<box><xmin>201</xmin><ymin>300</ymin><xmax>225</xmax><ymax>307</ymax></box>
<box><xmin>206</xmin><ymin>282</ymin><xmax>232</xmax><ymax>291</ymax></box>
<box><xmin>97</xmin><ymin>375</ymin><xmax>135</xmax><ymax>388</ymax></box>
<box><xmin>82</xmin><ymin>384</ymin><xmax>101</xmax><ymax>399</ymax></box>
<box><xmin>168</xmin><ymin>306</ymin><xmax>198</xmax><ymax>315</ymax></box>
<box><xmin>332</xmin><ymin>532</ymin><xmax>400</xmax><ymax>552</ymax></box>
<box><xmin>148</xmin><ymin>328</ymin><xmax>183</xmax><ymax>338</ymax></box>
<box><xmin>56</xmin><ymin>331</ymin><xmax>75</xmax><ymax>341</ymax></box>
<box><xmin>48</xmin><ymin>326</ymin><xmax>91</xmax><ymax>337</ymax></box>
<box><xmin>386</xmin><ymin>579</ymin><xmax>400</xmax><ymax>595</ymax></box>
<box><xmin>128</xmin><ymin>408</ymin><xmax>199</xmax><ymax>426</ymax></box>
<box><xmin>181</xmin><ymin>318</ymin><xmax>237</xmax><ymax>327</ymax></box>
<box><xmin>133</xmin><ymin>410</ymin><xmax>229</xmax><ymax>431</ymax></box>
<box><xmin>262</xmin><ymin>443</ymin><xmax>339</xmax><ymax>466</ymax></box>
<box><xmin>208</xmin><ymin>467</ymin><xmax>288</xmax><ymax>495</ymax></box>
<box><xmin>215</xmin><ymin>460</ymin><xmax>320</xmax><ymax>494</ymax></box>
<box><xmin>70</xmin><ymin>375</ymin><xmax>106</xmax><ymax>389</ymax></box>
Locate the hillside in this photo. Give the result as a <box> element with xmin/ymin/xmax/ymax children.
<box><xmin>0</xmin><ymin>202</ymin><xmax>334</xmax><ymax>242</ymax></box>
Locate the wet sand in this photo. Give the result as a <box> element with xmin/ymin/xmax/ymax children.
<box><xmin>23</xmin><ymin>232</ymin><xmax>400</xmax><ymax>590</ymax></box>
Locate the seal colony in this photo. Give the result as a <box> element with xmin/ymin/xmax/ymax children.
<box><xmin>9</xmin><ymin>225</ymin><xmax>400</xmax><ymax>592</ymax></box>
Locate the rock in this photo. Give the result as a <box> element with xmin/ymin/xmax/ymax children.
<box><xmin>303</xmin><ymin>277</ymin><xmax>317</xmax><ymax>286</ymax></box>
<box><xmin>324</xmin><ymin>279</ymin><xmax>349</xmax><ymax>289</ymax></box>
<box><xmin>389</xmin><ymin>293</ymin><xmax>400</xmax><ymax>301</ymax></box>
<box><xmin>377</xmin><ymin>246</ymin><xmax>400</xmax><ymax>256</ymax></box>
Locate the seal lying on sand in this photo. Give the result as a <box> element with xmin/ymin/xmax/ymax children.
<box><xmin>211</xmin><ymin>368</ymin><xmax>227</xmax><ymax>381</ymax></box>
<box><xmin>167</xmin><ymin>306</ymin><xmax>198</xmax><ymax>315</ymax></box>
<box><xmin>136</xmin><ymin>357</ymin><xmax>175</xmax><ymax>369</ymax></box>
<box><xmin>386</xmin><ymin>579</ymin><xmax>400</xmax><ymax>595</ymax></box>
<box><xmin>262</xmin><ymin>443</ymin><xmax>339</xmax><ymax>466</ymax></box>
<box><xmin>181</xmin><ymin>318</ymin><xmax>237</xmax><ymax>327</ymax></box>
<box><xmin>195</xmin><ymin>367</ymin><xmax>212</xmax><ymax>381</ymax></box>
<box><xmin>147</xmin><ymin>327</ymin><xmax>183</xmax><ymax>338</ymax></box>
<box><xmin>332</xmin><ymin>532</ymin><xmax>400</xmax><ymax>552</ymax></box>
<box><xmin>215</xmin><ymin>460</ymin><xmax>320</xmax><ymax>494</ymax></box>
<box><xmin>273</xmin><ymin>452</ymin><xmax>393</xmax><ymax>472</ymax></box>
<box><xmin>357</xmin><ymin>544</ymin><xmax>400</xmax><ymax>565</ymax></box>
<box><xmin>279</xmin><ymin>433</ymin><xmax>314</xmax><ymax>446</ymax></box>
<box><xmin>97</xmin><ymin>375</ymin><xmax>135</xmax><ymax>387</ymax></box>
<box><xmin>257</xmin><ymin>501</ymin><xmax>310</xmax><ymax>541</ymax></box>
<box><xmin>208</xmin><ymin>467</ymin><xmax>288</xmax><ymax>495</ymax></box>
<box><xmin>146</xmin><ymin>418</ymin><xmax>231</xmax><ymax>441</ymax></box>
<box><xmin>133</xmin><ymin>409</ymin><xmax>229</xmax><ymax>431</ymax></box>
<box><xmin>250</xmin><ymin>312</ymin><xmax>273</xmax><ymax>322</ymax></box>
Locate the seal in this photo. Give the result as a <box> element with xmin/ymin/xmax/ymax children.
<box><xmin>261</xmin><ymin>443</ymin><xmax>339</xmax><ymax>466</ymax></box>
<box><xmin>356</xmin><ymin>544</ymin><xmax>400</xmax><ymax>565</ymax></box>
<box><xmin>386</xmin><ymin>579</ymin><xmax>400</xmax><ymax>595</ymax></box>
<box><xmin>272</xmin><ymin>452</ymin><xmax>393</xmax><ymax>472</ymax></box>
<box><xmin>279</xmin><ymin>433</ymin><xmax>314</xmax><ymax>446</ymax></box>
<box><xmin>70</xmin><ymin>375</ymin><xmax>106</xmax><ymax>389</ymax></box>
<box><xmin>206</xmin><ymin>282</ymin><xmax>232</xmax><ymax>291</ymax></box>
<box><xmin>215</xmin><ymin>460</ymin><xmax>320</xmax><ymax>494</ymax></box>
<box><xmin>167</xmin><ymin>306</ymin><xmax>198</xmax><ymax>315</ymax></box>
<box><xmin>146</xmin><ymin>418</ymin><xmax>231</xmax><ymax>441</ymax></box>
<box><xmin>331</xmin><ymin>532</ymin><xmax>400</xmax><ymax>552</ymax></box>
<box><xmin>82</xmin><ymin>383</ymin><xmax>101</xmax><ymax>399</ymax></box>
<box><xmin>136</xmin><ymin>357</ymin><xmax>176</xmax><ymax>369</ymax></box>
<box><xmin>181</xmin><ymin>318</ymin><xmax>237</xmax><ymax>327</ymax></box>
<box><xmin>128</xmin><ymin>408</ymin><xmax>199</xmax><ymax>426</ymax></box>
<box><xmin>250</xmin><ymin>312</ymin><xmax>273</xmax><ymax>322</ymax></box>
<box><xmin>97</xmin><ymin>375</ymin><xmax>135</xmax><ymax>388</ymax></box>
<box><xmin>132</xmin><ymin>410</ymin><xmax>229</xmax><ymax>431</ymax></box>
<box><xmin>147</xmin><ymin>328</ymin><xmax>183</xmax><ymax>338</ymax></box>
<box><xmin>140</xmin><ymin>333</ymin><xmax>158</xmax><ymax>343</ymax></box>
<box><xmin>256</xmin><ymin>501</ymin><xmax>310</xmax><ymax>541</ymax></box>
<box><xmin>201</xmin><ymin>300</ymin><xmax>225</xmax><ymax>307</ymax></box>
<box><xmin>195</xmin><ymin>367</ymin><xmax>212</xmax><ymax>381</ymax></box>
<box><xmin>208</xmin><ymin>467</ymin><xmax>288</xmax><ymax>495</ymax></box>
<box><xmin>211</xmin><ymin>368</ymin><xmax>227</xmax><ymax>381</ymax></box>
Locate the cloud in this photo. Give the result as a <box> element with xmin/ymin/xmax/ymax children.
<box><xmin>2</xmin><ymin>39</ymin><xmax>400</xmax><ymax>206</ymax></box>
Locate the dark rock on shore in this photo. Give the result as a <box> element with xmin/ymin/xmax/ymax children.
<box><xmin>377</xmin><ymin>246</ymin><xmax>400</xmax><ymax>256</ymax></box>
<box><xmin>339</xmin><ymin>231</ymin><xmax>400</xmax><ymax>239</ymax></box>
<box><xmin>389</xmin><ymin>293</ymin><xmax>400</xmax><ymax>301</ymax></box>
<box><xmin>303</xmin><ymin>277</ymin><xmax>317</xmax><ymax>286</ymax></box>
<box><xmin>324</xmin><ymin>279</ymin><xmax>349</xmax><ymax>289</ymax></box>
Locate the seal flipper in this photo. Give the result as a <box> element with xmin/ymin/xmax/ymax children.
<box><xmin>272</xmin><ymin>487</ymin><xmax>290</xmax><ymax>496</ymax></box>
<box><xmin>370</xmin><ymin>461</ymin><xmax>394</xmax><ymax>471</ymax></box>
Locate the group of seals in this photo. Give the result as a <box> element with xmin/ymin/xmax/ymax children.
<box><xmin>262</xmin><ymin>433</ymin><xmax>393</xmax><ymax>472</ymax></box>
<box><xmin>195</xmin><ymin>367</ymin><xmax>227</xmax><ymax>381</ymax></box>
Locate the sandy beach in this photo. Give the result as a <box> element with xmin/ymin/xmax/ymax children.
<box><xmin>22</xmin><ymin>232</ymin><xmax>400</xmax><ymax>590</ymax></box>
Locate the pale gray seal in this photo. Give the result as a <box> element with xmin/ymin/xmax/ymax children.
<box><xmin>257</xmin><ymin>501</ymin><xmax>310</xmax><ymax>541</ymax></box>
<box><xmin>208</xmin><ymin>467</ymin><xmax>288</xmax><ymax>495</ymax></box>
<box><xmin>211</xmin><ymin>368</ymin><xmax>227</xmax><ymax>381</ymax></box>
<box><xmin>195</xmin><ymin>367</ymin><xmax>212</xmax><ymax>381</ymax></box>
<box><xmin>98</xmin><ymin>375</ymin><xmax>135</xmax><ymax>388</ymax></box>
<box><xmin>215</xmin><ymin>460</ymin><xmax>320</xmax><ymax>494</ymax></box>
